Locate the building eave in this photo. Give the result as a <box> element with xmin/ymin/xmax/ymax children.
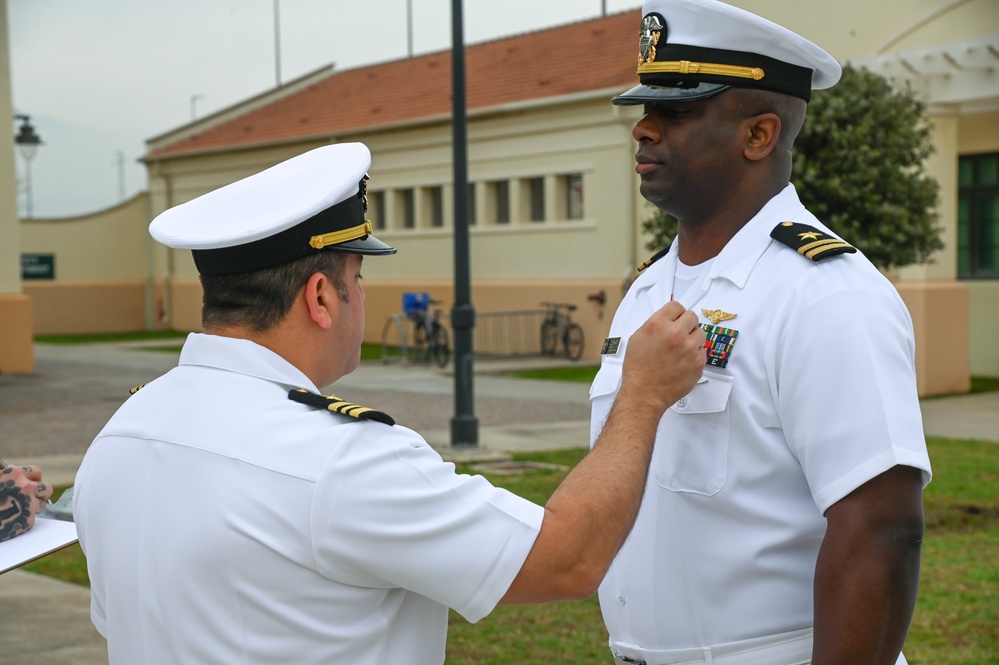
<box><xmin>141</xmin><ymin>85</ymin><xmax>635</xmax><ymax>164</ymax></box>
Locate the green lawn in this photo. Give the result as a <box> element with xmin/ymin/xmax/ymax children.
<box><xmin>23</xmin><ymin>438</ymin><xmax>997</xmax><ymax>663</ymax></box>
<box><xmin>35</xmin><ymin>330</ymin><xmax>188</xmax><ymax>344</ymax></box>
<box><xmin>506</xmin><ymin>365</ymin><xmax>600</xmax><ymax>383</ymax></box>
<box><xmin>35</xmin><ymin>332</ymin><xmax>387</xmax><ymax>362</ymax></box>
<box><xmin>971</xmin><ymin>375</ymin><xmax>999</xmax><ymax>394</ymax></box>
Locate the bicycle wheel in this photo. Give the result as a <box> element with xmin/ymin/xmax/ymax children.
<box><xmin>431</xmin><ymin>324</ymin><xmax>450</xmax><ymax>368</ymax></box>
<box><xmin>541</xmin><ymin>320</ymin><xmax>559</xmax><ymax>355</ymax></box>
<box><xmin>565</xmin><ymin>323</ymin><xmax>584</xmax><ymax>361</ymax></box>
<box><xmin>411</xmin><ymin>317</ymin><xmax>429</xmax><ymax>363</ymax></box>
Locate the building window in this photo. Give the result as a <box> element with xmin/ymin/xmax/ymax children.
<box><xmin>431</xmin><ymin>186</ymin><xmax>444</xmax><ymax>228</ymax></box>
<box><xmin>490</xmin><ymin>180</ymin><xmax>509</xmax><ymax>224</ymax></box>
<box><xmin>369</xmin><ymin>191</ymin><xmax>385</xmax><ymax>230</ymax></box>
<box><xmin>566</xmin><ymin>173</ymin><xmax>584</xmax><ymax>220</ymax></box>
<box><xmin>528</xmin><ymin>177</ymin><xmax>545</xmax><ymax>222</ymax></box>
<box><xmin>466</xmin><ymin>182</ymin><xmax>476</xmax><ymax>226</ymax></box>
<box><xmin>398</xmin><ymin>189</ymin><xmax>415</xmax><ymax>229</ymax></box>
<box><xmin>958</xmin><ymin>153</ymin><xmax>999</xmax><ymax>279</ymax></box>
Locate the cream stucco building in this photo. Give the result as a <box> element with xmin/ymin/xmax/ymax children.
<box><xmin>0</xmin><ymin>0</ymin><xmax>32</xmax><ymax>373</ymax></box>
<box><xmin>5</xmin><ymin>1</ymin><xmax>998</xmax><ymax>396</ymax></box>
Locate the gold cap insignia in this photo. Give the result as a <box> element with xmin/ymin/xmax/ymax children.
<box><xmin>701</xmin><ymin>309</ymin><xmax>737</xmax><ymax>325</ymax></box>
<box><xmin>639</xmin><ymin>13</ymin><xmax>665</xmax><ymax>65</ymax></box>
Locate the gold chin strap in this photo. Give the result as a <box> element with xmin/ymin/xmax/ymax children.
<box><xmin>309</xmin><ymin>220</ymin><xmax>373</xmax><ymax>249</ymax></box>
<box><xmin>638</xmin><ymin>60</ymin><xmax>765</xmax><ymax>81</ymax></box>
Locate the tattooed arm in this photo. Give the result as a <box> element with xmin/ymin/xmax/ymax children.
<box><xmin>0</xmin><ymin>465</ymin><xmax>54</xmax><ymax>542</ymax></box>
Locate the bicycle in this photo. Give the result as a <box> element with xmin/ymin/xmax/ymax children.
<box><xmin>539</xmin><ymin>301</ymin><xmax>584</xmax><ymax>361</ymax></box>
<box><xmin>404</xmin><ymin>293</ymin><xmax>450</xmax><ymax>368</ymax></box>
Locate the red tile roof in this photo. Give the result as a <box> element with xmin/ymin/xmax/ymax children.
<box><xmin>146</xmin><ymin>9</ymin><xmax>641</xmax><ymax>160</ymax></box>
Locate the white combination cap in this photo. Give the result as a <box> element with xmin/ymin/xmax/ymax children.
<box><xmin>149</xmin><ymin>143</ymin><xmax>396</xmax><ymax>276</ymax></box>
<box><xmin>613</xmin><ymin>0</ymin><xmax>842</xmax><ymax>105</ymax></box>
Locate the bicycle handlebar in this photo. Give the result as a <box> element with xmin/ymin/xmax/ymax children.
<box><xmin>540</xmin><ymin>301</ymin><xmax>577</xmax><ymax>312</ymax></box>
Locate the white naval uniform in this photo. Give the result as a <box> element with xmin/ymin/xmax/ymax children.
<box><xmin>590</xmin><ymin>184</ymin><xmax>931</xmax><ymax>665</ymax></box>
<box><xmin>75</xmin><ymin>333</ymin><xmax>543</xmax><ymax>665</ymax></box>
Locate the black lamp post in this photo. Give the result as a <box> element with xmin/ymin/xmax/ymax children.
<box><xmin>450</xmin><ymin>0</ymin><xmax>478</xmax><ymax>447</ymax></box>
<box><xmin>14</xmin><ymin>114</ymin><xmax>42</xmax><ymax>218</ymax></box>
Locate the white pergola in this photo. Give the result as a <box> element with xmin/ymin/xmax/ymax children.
<box><xmin>852</xmin><ymin>36</ymin><xmax>999</xmax><ymax>114</ymax></box>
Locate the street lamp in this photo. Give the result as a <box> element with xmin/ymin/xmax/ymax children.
<box><xmin>14</xmin><ymin>114</ymin><xmax>42</xmax><ymax>218</ymax></box>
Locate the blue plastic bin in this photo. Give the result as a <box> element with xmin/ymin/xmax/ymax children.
<box><xmin>402</xmin><ymin>292</ymin><xmax>430</xmax><ymax>314</ymax></box>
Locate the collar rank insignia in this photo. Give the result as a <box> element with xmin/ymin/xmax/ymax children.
<box><xmin>700</xmin><ymin>323</ymin><xmax>738</xmax><ymax>369</ymax></box>
<box><xmin>701</xmin><ymin>309</ymin><xmax>737</xmax><ymax>325</ymax></box>
<box><xmin>770</xmin><ymin>222</ymin><xmax>856</xmax><ymax>262</ymax></box>
<box><xmin>288</xmin><ymin>388</ymin><xmax>395</xmax><ymax>426</ymax></box>
<box><xmin>637</xmin><ymin>246</ymin><xmax>670</xmax><ymax>273</ymax></box>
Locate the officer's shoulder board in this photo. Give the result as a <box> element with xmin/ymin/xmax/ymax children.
<box><xmin>129</xmin><ymin>383</ymin><xmax>147</xmax><ymax>395</ymax></box>
<box><xmin>636</xmin><ymin>246</ymin><xmax>670</xmax><ymax>273</ymax></box>
<box><xmin>288</xmin><ymin>388</ymin><xmax>395</xmax><ymax>426</ymax></box>
<box><xmin>770</xmin><ymin>222</ymin><xmax>856</xmax><ymax>262</ymax></box>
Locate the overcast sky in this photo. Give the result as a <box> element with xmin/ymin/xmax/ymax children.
<box><xmin>7</xmin><ymin>0</ymin><xmax>643</xmax><ymax>218</ymax></box>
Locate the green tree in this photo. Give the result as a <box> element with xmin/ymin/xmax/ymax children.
<box><xmin>641</xmin><ymin>65</ymin><xmax>943</xmax><ymax>270</ymax></box>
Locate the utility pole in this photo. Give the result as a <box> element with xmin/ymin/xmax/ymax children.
<box><xmin>274</xmin><ymin>0</ymin><xmax>282</xmax><ymax>86</ymax></box>
<box><xmin>191</xmin><ymin>94</ymin><xmax>204</xmax><ymax>121</ymax></box>
<box><xmin>407</xmin><ymin>0</ymin><xmax>414</xmax><ymax>57</ymax></box>
<box><xmin>117</xmin><ymin>150</ymin><xmax>125</xmax><ymax>202</ymax></box>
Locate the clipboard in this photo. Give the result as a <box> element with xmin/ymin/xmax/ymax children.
<box><xmin>0</xmin><ymin>487</ymin><xmax>79</xmax><ymax>575</ymax></box>
<box><xmin>0</xmin><ymin>515</ymin><xmax>79</xmax><ymax>574</ymax></box>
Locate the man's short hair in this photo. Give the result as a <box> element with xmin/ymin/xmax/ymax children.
<box><xmin>201</xmin><ymin>251</ymin><xmax>350</xmax><ymax>332</ymax></box>
<box><xmin>733</xmin><ymin>88</ymin><xmax>807</xmax><ymax>150</ymax></box>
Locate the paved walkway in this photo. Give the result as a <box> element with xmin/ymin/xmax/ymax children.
<box><xmin>1</xmin><ymin>341</ymin><xmax>996</xmax><ymax>664</ymax></box>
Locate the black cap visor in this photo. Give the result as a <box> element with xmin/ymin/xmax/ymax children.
<box><xmin>332</xmin><ymin>234</ymin><xmax>397</xmax><ymax>256</ymax></box>
<box><xmin>612</xmin><ymin>82</ymin><xmax>730</xmax><ymax>105</ymax></box>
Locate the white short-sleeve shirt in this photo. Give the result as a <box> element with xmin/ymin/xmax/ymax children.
<box><xmin>75</xmin><ymin>333</ymin><xmax>543</xmax><ymax>665</ymax></box>
<box><xmin>590</xmin><ymin>184</ymin><xmax>931</xmax><ymax>654</ymax></box>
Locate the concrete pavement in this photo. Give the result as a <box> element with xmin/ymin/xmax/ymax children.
<box><xmin>1</xmin><ymin>341</ymin><xmax>996</xmax><ymax>664</ymax></box>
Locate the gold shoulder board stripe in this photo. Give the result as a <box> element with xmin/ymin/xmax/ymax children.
<box><xmin>769</xmin><ymin>222</ymin><xmax>856</xmax><ymax>262</ymax></box>
<box><xmin>288</xmin><ymin>388</ymin><xmax>395</xmax><ymax>426</ymax></box>
<box><xmin>637</xmin><ymin>246</ymin><xmax>670</xmax><ymax>273</ymax></box>
<box><xmin>129</xmin><ymin>383</ymin><xmax>146</xmax><ymax>395</ymax></box>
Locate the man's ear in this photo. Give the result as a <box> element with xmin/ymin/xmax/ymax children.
<box><xmin>304</xmin><ymin>272</ymin><xmax>334</xmax><ymax>330</ymax></box>
<box><xmin>744</xmin><ymin>113</ymin><xmax>781</xmax><ymax>162</ymax></box>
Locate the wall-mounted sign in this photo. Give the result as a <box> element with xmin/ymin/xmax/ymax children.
<box><xmin>21</xmin><ymin>253</ymin><xmax>55</xmax><ymax>280</ymax></box>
